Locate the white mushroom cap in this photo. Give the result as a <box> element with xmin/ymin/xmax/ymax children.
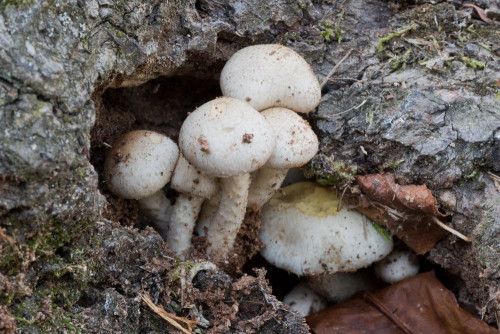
<box><xmin>104</xmin><ymin>130</ymin><xmax>179</xmax><ymax>200</ymax></box>
<box><xmin>374</xmin><ymin>248</ymin><xmax>420</xmax><ymax>284</ymax></box>
<box><xmin>259</xmin><ymin>182</ymin><xmax>393</xmax><ymax>276</ymax></box>
<box><xmin>170</xmin><ymin>154</ymin><xmax>219</xmax><ymax>199</ymax></box>
<box><xmin>283</xmin><ymin>282</ymin><xmax>327</xmax><ymax>317</ymax></box>
<box><xmin>179</xmin><ymin>97</ymin><xmax>275</xmax><ymax>177</ymax></box>
<box><xmin>261</xmin><ymin>107</ymin><xmax>318</xmax><ymax>169</ymax></box>
<box><xmin>220</xmin><ymin>44</ymin><xmax>321</xmax><ymax>113</ymax></box>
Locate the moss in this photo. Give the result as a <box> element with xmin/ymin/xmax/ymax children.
<box><xmin>0</xmin><ymin>0</ymin><xmax>35</xmax><ymax>10</ymax></box>
<box><xmin>369</xmin><ymin>219</ymin><xmax>392</xmax><ymax>243</ymax></box>
<box><xmin>320</xmin><ymin>21</ymin><xmax>343</xmax><ymax>44</ymax></box>
<box><xmin>281</xmin><ymin>32</ymin><xmax>302</xmax><ymax>43</ymax></box>
<box><xmin>391</xmin><ymin>49</ymin><xmax>412</xmax><ymax>72</ymax></box>
<box><xmin>320</xmin><ymin>28</ymin><xmax>335</xmax><ymax>42</ymax></box>
<box><xmin>305</xmin><ymin>154</ymin><xmax>358</xmax><ymax>187</ymax></box>
<box><xmin>378</xmin><ymin>23</ymin><xmax>418</xmax><ymax>53</ymax></box>
<box><xmin>460</xmin><ymin>56</ymin><xmax>485</xmax><ymax>70</ymax></box>
<box><xmin>382</xmin><ymin>159</ymin><xmax>405</xmax><ymax>170</ymax></box>
<box><xmin>0</xmin><ymin>250</ymin><xmax>22</xmax><ymax>276</ymax></box>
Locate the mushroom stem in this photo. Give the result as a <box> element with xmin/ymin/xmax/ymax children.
<box><xmin>138</xmin><ymin>190</ymin><xmax>173</xmax><ymax>238</ymax></box>
<box><xmin>247</xmin><ymin>167</ymin><xmax>288</xmax><ymax>208</ymax></box>
<box><xmin>206</xmin><ymin>173</ymin><xmax>251</xmax><ymax>261</ymax></box>
<box><xmin>196</xmin><ymin>194</ymin><xmax>221</xmax><ymax>237</ymax></box>
<box><xmin>166</xmin><ymin>194</ymin><xmax>205</xmax><ymax>258</ymax></box>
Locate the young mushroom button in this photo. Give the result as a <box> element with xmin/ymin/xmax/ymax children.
<box><xmin>247</xmin><ymin>107</ymin><xmax>318</xmax><ymax>208</ymax></box>
<box><xmin>179</xmin><ymin>97</ymin><xmax>275</xmax><ymax>262</ymax></box>
<box><xmin>104</xmin><ymin>130</ymin><xmax>179</xmax><ymax>235</ymax></box>
<box><xmin>220</xmin><ymin>44</ymin><xmax>321</xmax><ymax>113</ymax></box>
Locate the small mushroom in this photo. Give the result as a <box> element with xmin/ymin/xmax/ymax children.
<box><xmin>104</xmin><ymin>130</ymin><xmax>179</xmax><ymax>234</ymax></box>
<box><xmin>220</xmin><ymin>44</ymin><xmax>321</xmax><ymax>113</ymax></box>
<box><xmin>259</xmin><ymin>182</ymin><xmax>393</xmax><ymax>276</ymax></box>
<box><xmin>283</xmin><ymin>282</ymin><xmax>327</xmax><ymax>317</ymax></box>
<box><xmin>179</xmin><ymin>97</ymin><xmax>275</xmax><ymax>262</ymax></box>
<box><xmin>247</xmin><ymin>107</ymin><xmax>318</xmax><ymax>208</ymax></box>
<box><xmin>373</xmin><ymin>248</ymin><xmax>420</xmax><ymax>284</ymax></box>
<box><xmin>307</xmin><ymin>270</ymin><xmax>382</xmax><ymax>303</ymax></box>
<box><xmin>167</xmin><ymin>154</ymin><xmax>219</xmax><ymax>258</ymax></box>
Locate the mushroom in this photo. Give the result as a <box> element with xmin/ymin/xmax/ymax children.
<box><xmin>373</xmin><ymin>248</ymin><xmax>420</xmax><ymax>284</ymax></box>
<box><xmin>167</xmin><ymin>154</ymin><xmax>219</xmax><ymax>258</ymax></box>
<box><xmin>283</xmin><ymin>282</ymin><xmax>327</xmax><ymax>317</ymax></box>
<box><xmin>104</xmin><ymin>130</ymin><xmax>179</xmax><ymax>235</ymax></box>
<box><xmin>247</xmin><ymin>107</ymin><xmax>318</xmax><ymax>208</ymax></box>
<box><xmin>179</xmin><ymin>97</ymin><xmax>275</xmax><ymax>262</ymax></box>
<box><xmin>307</xmin><ymin>269</ymin><xmax>382</xmax><ymax>303</ymax></box>
<box><xmin>220</xmin><ymin>44</ymin><xmax>321</xmax><ymax>113</ymax></box>
<box><xmin>259</xmin><ymin>182</ymin><xmax>394</xmax><ymax>276</ymax></box>
<box><xmin>195</xmin><ymin>194</ymin><xmax>220</xmax><ymax>238</ymax></box>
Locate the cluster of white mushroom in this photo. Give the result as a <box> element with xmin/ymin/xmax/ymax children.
<box><xmin>104</xmin><ymin>44</ymin><xmax>321</xmax><ymax>262</ymax></box>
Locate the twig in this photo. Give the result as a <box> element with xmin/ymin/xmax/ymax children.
<box><xmin>320</xmin><ymin>49</ymin><xmax>354</xmax><ymax>89</ymax></box>
<box><xmin>337</xmin><ymin>185</ymin><xmax>349</xmax><ymax>212</ymax></box>
<box><xmin>315</xmin><ymin>100</ymin><xmax>367</xmax><ymax>119</ymax></box>
<box><xmin>0</xmin><ymin>227</ymin><xmax>14</xmax><ymax>244</ymax></box>
<box><xmin>432</xmin><ymin>216</ymin><xmax>472</xmax><ymax>242</ymax></box>
<box><xmin>328</xmin><ymin>77</ymin><xmax>362</xmax><ymax>83</ymax></box>
<box><xmin>180</xmin><ymin>266</ymin><xmax>186</xmax><ymax>308</ymax></box>
<box><xmin>141</xmin><ymin>293</ymin><xmax>199</xmax><ymax>334</ymax></box>
<box><xmin>487</xmin><ymin>171</ymin><xmax>500</xmax><ymax>191</ymax></box>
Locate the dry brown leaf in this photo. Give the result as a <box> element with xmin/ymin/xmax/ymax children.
<box><xmin>463</xmin><ymin>3</ymin><xmax>492</xmax><ymax>24</ymax></box>
<box><xmin>348</xmin><ymin>174</ymin><xmax>449</xmax><ymax>254</ymax></box>
<box><xmin>357</xmin><ymin>174</ymin><xmax>444</xmax><ymax>216</ymax></box>
<box><xmin>307</xmin><ymin>271</ymin><xmax>497</xmax><ymax>334</ymax></box>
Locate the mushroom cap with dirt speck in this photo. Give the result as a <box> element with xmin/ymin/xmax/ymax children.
<box><xmin>104</xmin><ymin>130</ymin><xmax>179</xmax><ymax>200</ymax></box>
<box><xmin>259</xmin><ymin>182</ymin><xmax>394</xmax><ymax>276</ymax></box>
<box><xmin>261</xmin><ymin>107</ymin><xmax>318</xmax><ymax>169</ymax></box>
<box><xmin>220</xmin><ymin>44</ymin><xmax>321</xmax><ymax>113</ymax></box>
<box><xmin>179</xmin><ymin>97</ymin><xmax>276</xmax><ymax>178</ymax></box>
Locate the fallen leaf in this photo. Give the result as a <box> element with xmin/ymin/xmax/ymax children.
<box><xmin>463</xmin><ymin>3</ymin><xmax>492</xmax><ymax>24</ymax></box>
<box><xmin>357</xmin><ymin>174</ymin><xmax>443</xmax><ymax>216</ymax></box>
<box><xmin>307</xmin><ymin>271</ymin><xmax>497</xmax><ymax>334</ymax></box>
<box><xmin>346</xmin><ymin>174</ymin><xmax>449</xmax><ymax>254</ymax></box>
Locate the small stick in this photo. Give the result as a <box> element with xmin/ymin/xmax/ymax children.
<box><xmin>432</xmin><ymin>216</ymin><xmax>472</xmax><ymax>242</ymax></box>
<box><xmin>0</xmin><ymin>227</ymin><xmax>14</xmax><ymax>244</ymax></box>
<box><xmin>320</xmin><ymin>49</ymin><xmax>354</xmax><ymax>89</ymax></box>
<box><xmin>315</xmin><ymin>100</ymin><xmax>367</xmax><ymax>119</ymax></box>
<box><xmin>328</xmin><ymin>77</ymin><xmax>362</xmax><ymax>83</ymax></box>
<box><xmin>141</xmin><ymin>293</ymin><xmax>199</xmax><ymax>334</ymax></box>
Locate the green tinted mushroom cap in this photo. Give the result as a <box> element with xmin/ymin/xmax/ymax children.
<box><xmin>259</xmin><ymin>182</ymin><xmax>394</xmax><ymax>276</ymax></box>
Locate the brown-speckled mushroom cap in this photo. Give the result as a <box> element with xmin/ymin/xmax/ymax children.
<box><xmin>179</xmin><ymin>97</ymin><xmax>276</xmax><ymax>178</ymax></box>
<box><xmin>220</xmin><ymin>44</ymin><xmax>321</xmax><ymax>113</ymax></box>
<box><xmin>104</xmin><ymin>130</ymin><xmax>179</xmax><ymax>200</ymax></box>
<box><xmin>261</xmin><ymin>107</ymin><xmax>318</xmax><ymax>169</ymax></box>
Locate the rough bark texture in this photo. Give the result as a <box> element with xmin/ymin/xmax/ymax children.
<box><xmin>0</xmin><ymin>0</ymin><xmax>498</xmax><ymax>332</ymax></box>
